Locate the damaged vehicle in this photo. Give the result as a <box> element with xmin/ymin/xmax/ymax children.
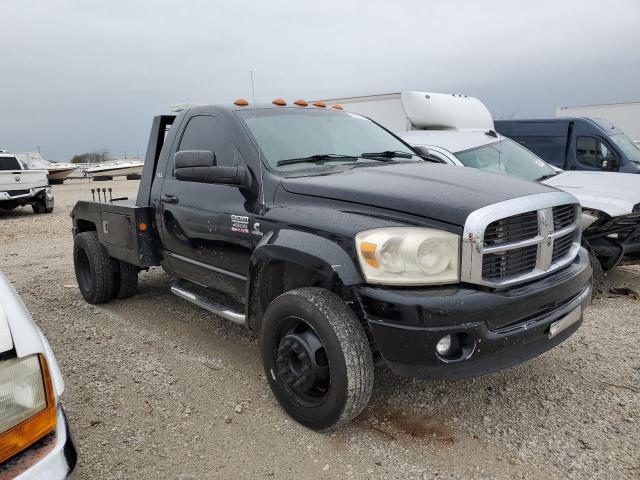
<box><xmin>70</xmin><ymin>100</ymin><xmax>592</xmax><ymax>430</ymax></box>
<box><xmin>0</xmin><ymin>273</ymin><xmax>77</xmax><ymax>478</ymax></box>
<box><xmin>400</xmin><ymin>127</ymin><xmax>640</xmax><ymax>282</ymax></box>
<box><xmin>0</xmin><ymin>153</ymin><xmax>54</xmax><ymax>214</ymax></box>
<box><xmin>322</xmin><ymin>91</ymin><xmax>640</xmax><ymax>278</ymax></box>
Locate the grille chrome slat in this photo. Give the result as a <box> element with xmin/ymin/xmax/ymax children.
<box><xmin>461</xmin><ymin>192</ymin><xmax>582</xmax><ymax>289</ymax></box>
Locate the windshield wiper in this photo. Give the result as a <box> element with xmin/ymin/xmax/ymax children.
<box><xmin>277</xmin><ymin>154</ymin><xmax>359</xmax><ymax>166</ymax></box>
<box><xmin>360</xmin><ymin>150</ymin><xmax>414</xmax><ymax>160</ymax></box>
<box><xmin>536</xmin><ymin>172</ymin><xmax>559</xmax><ymax>181</ymax></box>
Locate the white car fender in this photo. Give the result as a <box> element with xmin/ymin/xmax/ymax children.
<box><xmin>0</xmin><ymin>273</ymin><xmax>65</xmax><ymax>397</ymax></box>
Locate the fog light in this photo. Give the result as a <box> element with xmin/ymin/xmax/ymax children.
<box><xmin>436</xmin><ymin>335</ymin><xmax>452</xmax><ymax>355</ymax></box>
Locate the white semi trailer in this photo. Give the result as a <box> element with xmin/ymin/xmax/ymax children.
<box><xmin>321</xmin><ymin>92</ymin><xmax>494</xmax><ymax>132</ymax></box>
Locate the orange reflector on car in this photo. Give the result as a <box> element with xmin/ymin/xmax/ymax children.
<box><xmin>138</xmin><ymin>222</ymin><xmax>148</xmax><ymax>232</ymax></box>
<box><xmin>272</xmin><ymin>98</ymin><xmax>287</xmax><ymax>106</ymax></box>
<box><xmin>234</xmin><ymin>98</ymin><xmax>249</xmax><ymax>106</ymax></box>
<box><xmin>360</xmin><ymin>242</ymin><xmax>379</xmax><ymax>268</ymax></box>
<box><xmin>312</xmin><ymin>101</ymin><xmax>326</xmax><ymax>108</ymax></box>
<box><xmin>294</xmin><ymin>99</ymin><xmax>308</xmax><ymax>106</ymax></box>
<box><xmin>0</xmin><ymin>355</ymin><xmax>57</xmax><ymax>464</ymax></box>
<box><xmin>331</xmin><ymin>104</ymin><xmax>343</xmax><ymax>110</ymax></box>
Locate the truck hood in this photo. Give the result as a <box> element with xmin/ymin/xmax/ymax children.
<box><xmin>542</xmin><ymin>171</ymin><xmax>640</xmax><ymax>217</ymax></box>
<box><xmin>281</xmin><ymin>163</ymin><xmax>555</xmax><ymax>226</ymax></box>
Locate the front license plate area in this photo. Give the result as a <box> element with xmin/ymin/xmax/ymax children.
<box><xmin>548</xmin><ymin>306</ymin><xmax>582</xmax><ymax>339</ymax></box>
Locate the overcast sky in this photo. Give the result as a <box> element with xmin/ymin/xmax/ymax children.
<box><xmin>1</xmin><ymin>0</ymin><xmax>639</xmax><ymax>161</ymax></box>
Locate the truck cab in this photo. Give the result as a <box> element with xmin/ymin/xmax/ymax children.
<box><xmin>70</xmin><ymin>100</ymin><xmax>592</xmax><ymax>430</ymax></box>
<box><xmin>495</xmin><ymin>118</ymin><xmax>640</xmax><ymax>174</ymax></box>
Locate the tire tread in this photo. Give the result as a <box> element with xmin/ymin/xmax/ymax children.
<box><xmin>287</xmin><ymin>287</ymin><xmax>374</xmax><ymax>430</ymax></box>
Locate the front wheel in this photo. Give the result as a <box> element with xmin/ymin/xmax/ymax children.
<box><xmin>261</xmin><ymin>287</ymin><xmax>374</xmax><ymax>430</ymax></box>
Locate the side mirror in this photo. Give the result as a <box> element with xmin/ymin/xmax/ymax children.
<box><xmin>174</xmin><ymin>150</ymin><xmax>251</xmax><ymax>187</ymax></box>
<box><xmin>175</xmin><ymin>150</ymin><xmax>216</xmax><ymax>169</ymax></box>
<box><xmin>412</xmin><ymin>145</ymin><xmax>429</xmax><ymax>156</ymax></box>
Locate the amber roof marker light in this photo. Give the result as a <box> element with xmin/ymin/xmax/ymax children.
<box><xmin>294</xmin><ymin>99</ymin><xmax>308</xmax><ymax>106</ymax></box>
<box><xmin>312</xmin><ymin>101</ymin><xmax>326</xmax><ymax>108</ymax></box>
<box><xmin>272</xmin><ymin>98</ymin><xmax>287</xmax><ymax>106</ymax></box>
<box><xmin>331</xmin><ymin>104</ymin><xmax>343</xmax><ymax>110</ymax></box>
<box><xmin>234</xmin><ymin>98</ymin><xmax>249</xmax><ymax>106</ymax></box>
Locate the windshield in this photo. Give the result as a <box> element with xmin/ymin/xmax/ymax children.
<box><xmin>237</xmin><ymin>108</ymin><xmax>416</xmax><ymax>172</ymax></box>
<box><xmin>609</xmin><ymin>133</ymin><xmax>640</xmax><ymax>164</ymax></box>
<box><xmin>454</xmin><ymin>138</ymin><xmax>557</xmax><ymax>181</ymax></box>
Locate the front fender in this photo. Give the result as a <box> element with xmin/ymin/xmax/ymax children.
<box><xmin>251</xmin><ymin>229</ymin><xmax>363</xmax><ymax>285</ymax></box>
<box><xmin>245</xmin><ymin>229</ymin><xmax>363</xmax><ymax>331</ymax></box>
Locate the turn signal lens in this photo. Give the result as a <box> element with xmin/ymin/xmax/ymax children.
<box><xmin>0</xmin><ymin>354</ymin><xmax>57</xmax><ymax>463</ymax></box>
<box><xmin>138</xmin><ymin>222</ymin><xmax>148</xmax><ymax>232</ymax></box>
<box><xmin>360</xmin><ymin>242</ymin><xmax>379</xmax><ymax>268</ymax></box>
<box><xmin>234</xmin><ymin>98</ymin><xmax>249</xmax><ymax>106</ymax></box>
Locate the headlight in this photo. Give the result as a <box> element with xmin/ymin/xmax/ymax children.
<box><xmin>0</xmin><ymin>354</ymin><xmax>57</xmax><ymax>463</ymax></box>
<box><xmin>356</xmin><ymin>228</ymin><xmax>460</xmax><ymax>285</ymax></box>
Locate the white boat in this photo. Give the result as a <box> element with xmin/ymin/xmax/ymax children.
<box><xmin>16</xmin><ymin>152</ymin><xmax>76</xmax><ymax>184</ymax></box>
<box><xmin>86</xmin><ymin>160</ymin><xmax>144</xmax><ymax>179</ymax></box>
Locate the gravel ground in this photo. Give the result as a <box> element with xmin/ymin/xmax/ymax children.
<box><xmin>1</xmin><ymin>179</ymin><xmax>639</xmax><ymax>480</ymax></box>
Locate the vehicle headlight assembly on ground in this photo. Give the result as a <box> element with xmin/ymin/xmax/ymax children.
<box><xmin>0</xmin><ymin>354</ymin><xmax>57</xmax><ymax>463</ymax></box>
<box><xmin>356</xmin><ymin>228</ymin><xmax>460</xmax><ymax>285</ymax></box>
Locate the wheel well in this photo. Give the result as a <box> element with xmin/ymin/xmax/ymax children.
<box><xmin>248</xmin><ymin>260</ymin><xmax>347</xmax><ymax>333</ymax></box>
<box><xmin>76</xmin><ymin>219</ymin><xmax>97</xmax><ymax>233</ymax></box>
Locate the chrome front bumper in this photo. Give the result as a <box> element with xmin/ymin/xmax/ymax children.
<box><xmin>1</xmin><ymin>406</ymin><xmax>77</xmax><ymax>480</ymax></box>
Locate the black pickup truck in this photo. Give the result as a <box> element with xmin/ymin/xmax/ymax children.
<box><xmin>71</xmin><ymin>100</ymin><xmax>592</xmax><ymax>430</ymax></box>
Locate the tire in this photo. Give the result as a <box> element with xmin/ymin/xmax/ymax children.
<box><xmin>112</xmin><ymin>259</ymin><xmax>139</xmax><ymax>299</ymax></box>
<box><xmin>261</xmin><ymin>287</ymin><xmax>374</xmax><ymax>430</ymax></box>
<box><xmin>32</xmin><ymin>202</ymin><xmax>45</xmax><ymax>214</ymax></box>
<box><xmin>588</xmin><ymin>250</ymin><xmax>604</xmax><ymax>295</ymax></box>
<box><xmin>73</xmin><ymin>231</ymin><xmax>115</xmax><ymax>304</ymax></box>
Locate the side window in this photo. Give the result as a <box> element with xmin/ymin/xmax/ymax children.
<box><xmin>177</xmin><ymin>115</ymin><xmax>235</xmax><ymax>168</ymax></box>
<box><xmin>0</xmin><ymin>156</ymin><xmax>22</xmax><ymax>170</ymax></box>
<box><xmin>576</xmin><ymin>136</ymin><xmax>618</xmax><ymax>169</ymax></box>
<box><xmin>512</xmin><ymin>136</ymin><xmax>566</xmax><ymax>167</ymax></box>
<box><xmin>576</xmin><ymin>137</ymin><xmax>598</xmax><ymax>167</ymax></box>
<box><xmin>597</xmin><ymin>139</ymin><xmax>618</xmax><ymax>170</ymax></box>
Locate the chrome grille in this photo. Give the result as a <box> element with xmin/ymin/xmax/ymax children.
<box><xmin>482</xmin><ymin>244</ymin><xmax>538</xmax><ymax>279</ymax></box>
<box><xmin>553</xmin><ymin>205</ymin><xmax>575</xmax><ymax>230</ymax></box>
<box><xmin>461</xmin><ymin>192</ymin><xmax>582</xmax><ymax>288</ymax></box>
<box><xmin>484</xmin><ymin>212</ymin><xmax>538</xmax><ymax>246</ymax></box>
<box><xmin>552</xmin><ymin>232</ymin><xmax>574</xmax><ymax>261</ymax></box>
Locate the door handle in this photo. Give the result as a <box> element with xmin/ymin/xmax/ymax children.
<box><xmin>161</xmin><ymin>194</ymin><xmax>179</xmax><ymax>204</ymax></box>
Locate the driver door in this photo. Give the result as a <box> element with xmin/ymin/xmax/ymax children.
<box><xmin>160</xmin><ymin>114</ymin><xmax>254</xmax><ymax>302</ymax></box>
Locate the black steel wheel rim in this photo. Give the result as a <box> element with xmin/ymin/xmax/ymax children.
<box><xmin>274</xmin><ymin>316</ymin><xmax>331</xmax><ymax>407</ymax></box>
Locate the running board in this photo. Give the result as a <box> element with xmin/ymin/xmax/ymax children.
<box><xmin>170</xmin><ymin>284</ymin><xmax>246</xmax><ymax>326</ymax></box>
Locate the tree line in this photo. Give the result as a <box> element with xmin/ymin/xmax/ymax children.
<box><xmin>70</xmin><ymin>149</ymin><xmax>110</xmax><ymax>164</ymax></box>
